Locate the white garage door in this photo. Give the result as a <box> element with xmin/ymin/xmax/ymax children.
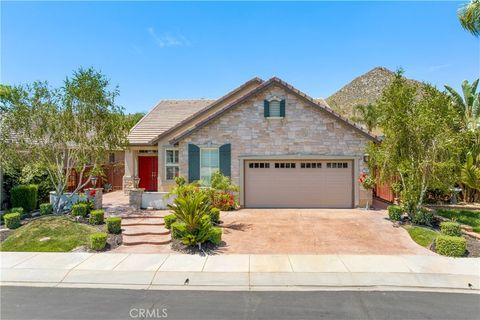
<box><xmin>244</xmin><ymin>160</ymin><xmax>353</xmax><ymax>208</ymax></box>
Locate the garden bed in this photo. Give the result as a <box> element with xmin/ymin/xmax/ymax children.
<box><xmin>435</xmin><ymin>209</ymin><xmax>480</xmax><ymax>233</ymax></box>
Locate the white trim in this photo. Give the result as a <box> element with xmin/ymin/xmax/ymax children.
<box><xmin>164</xmin><ymin>148</ymin><xmax>179</xmax><ymax>181</ymax></box>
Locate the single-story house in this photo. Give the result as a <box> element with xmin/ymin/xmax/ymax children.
<box><xmin>125</xmin><ymin>77</ymin><xmax>379</xmax><ymax>208</ymax></box>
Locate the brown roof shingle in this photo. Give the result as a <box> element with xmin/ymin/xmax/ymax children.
<box><xmin>128</xmin><ymin>99</ymin><xmax>214</xmax><ymax>145</ymax></box>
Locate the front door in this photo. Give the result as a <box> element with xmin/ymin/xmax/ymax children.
<box><xmin>138</xmin><ymin>156</ymin><xmax>158</xmax><ymax>191</ymax></box>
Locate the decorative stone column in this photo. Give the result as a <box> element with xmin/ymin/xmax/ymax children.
<box><xmin>129</xmin><ymin>188</ymin><xmax>144</xmax><ymax>210</ymax></box>
<box><xmin>85</xmin><ymin>188</ymin><xmax>103</xmax><ymax>210</ymax></box>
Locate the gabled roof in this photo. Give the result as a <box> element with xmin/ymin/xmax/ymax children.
<box><xmin>128</xmin><ymin>99</ymin><xmax>214</xmax><ymax>145</ymax></box>
<box><xmin>169</xmin><ymin>77</ymin><xmax>380</xmax><ymax>144</ymax></box>
<box><xmin>128</xmin><ymin>77</ymin><xmax>264</xmax><ymax>145</ymax></box>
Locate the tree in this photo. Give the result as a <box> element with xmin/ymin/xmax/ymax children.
<box><xmin>351</xmin><ymin>103</ymin><xmax>379</xmax><ymax>133</ymax></box>
<box><xmin>125</xmin><ymin>112</ymin><xmax>146</xmax><ymax>130</ymax></box>
<box><xmin>458</xmin><ymin>0</ymin><xmax>480</xmax><ymax>36</ymax></box>
<box><xmin>444</xmin><ymin>79</ymin><xmax>480</xmax><ymax>132</ymax></box>
<box><xmin>0</xmin><ymin>68</ymin><xmax>129</xmax><ymax>213</ymax></box>
<box><xmin>367</xmin><ymin>71</ymin><xmax>461</xmax><ymax>216</ymax></box>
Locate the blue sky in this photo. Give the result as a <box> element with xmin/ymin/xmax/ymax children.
<box><xmin>2</xmin><ymin>1</ymin><xmax>479</xmax><ymax>113</ymax></box>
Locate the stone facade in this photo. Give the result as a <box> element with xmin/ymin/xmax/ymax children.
<box><xmin>177</xmin><ymin>84</ymin><xmax>373</xmax><ymax>207</ymax></box>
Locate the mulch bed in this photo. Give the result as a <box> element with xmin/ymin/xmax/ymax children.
<box><xmin>170</xmin><ymin>238</ymin><xmax>224</xmax><ymax>255</ymax></box>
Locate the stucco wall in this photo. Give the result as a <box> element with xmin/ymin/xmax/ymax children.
<box><xmin>177</xmin><ymin>85</ymin><xmax>373</xmax><ymax>207</ymax></box>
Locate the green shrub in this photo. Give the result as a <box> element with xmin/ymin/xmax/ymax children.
<box><xmin>388</xmin><ymin>205</ymin><xmax>403</xmax><ymax>221</ymax></box>
<box><xmin>77</xmin><ymin>200</ymin><xmax>94</xmax><ymax>214</ymax></box>
<box><xmin>435</xmin><ymin>235</ymin><xmax>466</xmax><ymax>257</ymax></box>
<box><xmin>412</xmin><ymin>208</ymin><xmax>434</xmax><ymax>226</ymax></box>
<box><xmin>209</xmin><ymin>227</ymin><xmax>222</xmax><ymax>245</ymax></box>
<box><xmin>39</xmin><ymin>203</ymin><xmax>53</xmax><ymax>215</ymax></box>
<box><xmin>10</xmin><ymin>207</ymin><xmax>24</xmax><ymax>215</ymax></box>
<box><xmin>89</xmin><ymin>210</ymin><xmax>104</xmax><ymax>225</ymax></box>
<box><xmin>4</xmin><ymin>212</ymin><xmax>21</xmax><ymax>229</ymax></box>
<box><xmin>209</xmin><ymin>208</ymin><xmax>220</xmax><ymax>224</ymax></box>
<box><xmin>71</xmin><ymin>203</ymin><xmax>88</xmax><ymax>217</ymax></box>
<box><xmin>171</xmin><ymin>222</ymin><xmax>187</xmax><ymax>239</ymax></box>
<box><xmin>164</xmin><ymin>214</ymin><xmax>177</xmax><ymax>229</ymax></box>
<box><xmin>106</xmin><ymin>217</ymin><xmax>122</xmax><ymax>234</ymax></box>
<box><xmin>11</xmin><ymin>184</ymin><xmax>38</xmax><ymax>212</ymax></box>
<box><xmin>440</xmin><ymin>222</ymin><xmax>462</xmax><ymax>237</ymax></box>
<box><xmin>89</xmin><ymin>232</ymin><xmax>108</xmax><ymax>251</ymax></box>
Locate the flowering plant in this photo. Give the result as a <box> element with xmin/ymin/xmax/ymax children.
<box><xmin>359</xmin><ymin>172</ymin><xmax>375</xmax><ymax>190</ymax></box>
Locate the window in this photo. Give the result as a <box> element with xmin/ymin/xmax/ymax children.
<box><xmin>165</xmin><ymin>149</ymin><xmax>179</xmax><ymax>180</ymax></box>
<box><xmin>249</xmin><ymin>162</ymin><xmax>270</xmax><ymax>168</ymax></box>
<box><xmin>301</xmin><ymin>162</ymin><xmax>322</xmax><ymax>168</ymax></box>
<box><xmin>269</xmin><ymin>100</ymin><xmax>281</xmax><ymax>117</ymax></box>
<box><xmin>274</xmin><ymin>162</ymin><xmax>296</xmax><ymax>168</ymax></box>
<box><xmin>326</xmin><ymin>162</ymin><xmax>348</xmax><ymax>169</ymax></box>
<box><xmin>200</xmin><ymin>148</ymin><xmax>219</xmax><ymax>185</ymax></box>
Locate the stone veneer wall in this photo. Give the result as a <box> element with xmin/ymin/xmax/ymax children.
<box><xmin>177</xmin><ymin>85</ymin><xmax>373</xmax><ymax>207</ymax></box>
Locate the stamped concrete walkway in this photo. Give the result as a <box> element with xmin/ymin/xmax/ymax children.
<box><xmin>0</xmin><ymin>252</ymin><xmax>478</xmax><ymax>292</ymax></box>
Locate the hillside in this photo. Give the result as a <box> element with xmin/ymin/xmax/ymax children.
<box><xmin>325</xmin><ymin>67</ymin><xmax>421</xmax><ymax>118</ymax></box>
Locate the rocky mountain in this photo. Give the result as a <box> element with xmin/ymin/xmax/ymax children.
<box><xmin>325</xmin><ymin>67</ymin><xmax>421</xmax><ymax>118</ymax></box>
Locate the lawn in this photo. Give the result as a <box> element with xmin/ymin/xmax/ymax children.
<box><xmin>436</xmin><ymin>209</ymin><xmax>480</xmax><ymax>233</ymax></box>
<box><xmin>404</xmin><ymin>225</ymin><xmax>439</xmax><ymax>247</ymax></box>
<box><xmin>0</xmin><ymin>216</ymin><xmax>98</xmax><ymax>252</ymax></box>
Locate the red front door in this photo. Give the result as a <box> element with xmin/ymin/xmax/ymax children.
<box><xmin>138</xmin><ymin>156</ymin><xmax>158</xmax><ymax>191</ymax></box>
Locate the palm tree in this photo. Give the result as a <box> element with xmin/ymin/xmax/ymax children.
<box><xmin>458</xmin><ymin>0</ymin><xmax>480</xmax><ymax>36</ymax></box>
<box><xmin>351</xmin><ymin>103</ymin><xmax>379</xmax><ymax>133</ymax></box>
<box><xmin>445</xmin><ymin>79</ymin><xmax>480</xmax><ymax>131</ymax></box>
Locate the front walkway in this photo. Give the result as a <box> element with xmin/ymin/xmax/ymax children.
<box><xmin>1</xmin><ymin>252</ymin><xmax>478</xmax><ymax>292</ymax></box>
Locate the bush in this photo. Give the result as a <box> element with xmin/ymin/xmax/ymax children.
<box><xmin>10</xmin><ymin>207</ymin><xmax>24</xmax><ymax>215</ymax></box>
<box><xmin>388</xmin><ymin>205</ymin><xmax>403</xmax><ymax>221</ymax></box>
<box><xmin>71</xmin><ymin>203</ymin><xmax>88</xmax><ymax>217</ymax></box>
<box><xmin>411</xmin><ymin>208</ymin><xmax>434</xmax><ymax>226</ymax></box>
<box><xmin>89</xmin><ymin>232</ymin><xmax>108</xmax><ymax>251</ymax></box>
<box><xmin>39</xmin><ymin>203</ymin><xmax>53</xmax><ymax>215</ymax></box>
<box><xmin>77</xmin><ymin>200</ymin><xmax>94</xmax><ymax>214</ymax></box>
<box><xmin>10</xmin><ymin>184</ymin><xmax>38</xmax><ymax>212</ymax></box>
<box><xmin>440</xmin><ymin>221</ymin><xmax>462</xmax><ymax>237</ymax></box>
<box><xmin>209</xmin><ymin>208</ymin><xmax>220</xmax><ymax>224</ymax></box>
<box><xmin>435</xmin><ymin>235</ymin><xmax>466</xmax><ymax>257</ymax></box>
<box><xmin>89</xmin><ymin>210</ymin><xmax>104</xmax><ymax>225</ymax></box>
<box><xmin>171</xmin><ymin>222</ymin><xmax>187</xmax><ymax>239</ymax></box>
<box><xmin>106</xmin><ymin>217</ymin><xmax>122</xmax><ymax>234</ymax></box>
<box><xmin>164</xmin><ymin>214</ymin><xmax>177</xmax><ymax>229</ymax></box>
<box><xmin>209</xmin><ymin>227</ymin><xmax>222</xmax><ymax>245</ymax></box>
<box><xmin>4</xmin><ymin>212</ymin><xmax>21</xmax><ymax>229</ymax></box>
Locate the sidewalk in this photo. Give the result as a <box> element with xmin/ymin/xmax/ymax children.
<box><xmin>1</xmin><ymin>252</ymin><xmax>478</xmax><ymax>293</ymax></box>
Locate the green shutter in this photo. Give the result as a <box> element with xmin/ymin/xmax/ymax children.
<box><xmin>219</xmin><ymin>143</ymin><xmax>231</xmax><ymax>177</ymax></box>
<box><xmin>188</xmin><ymin>144</ymin><xmax>200</xmax><ymax>182</ymax></box>
<box><xmin>264</xmin><ymin>100</ymin><xmax>270</xmax><ymax>117</ymax></box>
<box><xmin>280</xmin><ymin>99</ymin><xmax>286</xmax><ymax>117</ymax></box>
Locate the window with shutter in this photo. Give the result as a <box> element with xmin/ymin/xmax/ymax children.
<box><xmin>269</xmin><ymin>100</ymin><xmax>281</xmax><ymax>117</ymax></box>
<box><xmin>265</xmin><ymin>97</ymin><xmax>285</xmax><ymax>118</ymax></box>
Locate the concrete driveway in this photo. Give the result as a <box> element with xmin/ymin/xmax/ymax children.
<box><xmin>218</xmin><ymin>209</ymin><xmax>434</xmax><ymax>255</ymax></box>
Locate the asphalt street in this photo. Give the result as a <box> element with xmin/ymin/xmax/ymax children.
<box><xmin>1</xmin><ymin>286</ymin><xmax>479</xmax><ymax>320</ymax></box>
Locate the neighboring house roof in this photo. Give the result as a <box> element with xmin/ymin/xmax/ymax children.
<box><xmin>128</xmin><ymin>99</ymin><xmax>215</xmax><ymax>145</ymax></box>
<box><xmin>168</xmin><ymin>77</ymin><xmax>380</xmax><ymax>144</ymax></box>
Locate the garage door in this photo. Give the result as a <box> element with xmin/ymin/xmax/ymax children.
<box><xmin>244</xmin><ymin>160</ymin><xmax>353</xmax><ymax>208</ymax></box>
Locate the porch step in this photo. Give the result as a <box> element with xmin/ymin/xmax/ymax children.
<box><xmin>122</xmin><ymin>225</ymin><xmax>170</xmax><ymax>236</ymax></box>
<box><xmin>122</xmin><ymin>234</ymin><xmax>172</xmax><ymax>246</ymax></box>
<box><xmin>121</xmin><ymin>218</ymin><xmax>165</xmax><ymax>226</ymax></box>
<box><xmin>121</xmin><ymin>215</ymin><xmax>168</xmax><ymax>219</ymax></box>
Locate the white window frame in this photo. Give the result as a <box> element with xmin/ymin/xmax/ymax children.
<box><xmin>200</xmin><ymin>147</ymin><xmax>219</xmax><ymax>186</ymax></box>
<box><xmin>165</xmin><ymin>148</ymin><xmax>179</xmax><ymax>181</ymax></box>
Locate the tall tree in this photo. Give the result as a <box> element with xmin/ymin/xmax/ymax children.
<box><xmin>351</xmin><ymin>103</ymin><xmax>379</xmax><ymax>133</ymax></box>
<box><xmin>444</xmin><ymin>79</ymin><xmax>480</xmax><ymax>132</ymax></box>
<box><xmin>0</xmin><ymin>68</ymin><xmax>129</xmax><ymax>213</ymax></box>
<box><xmin>458</xmin><ymin>0</ymin><xmax>480</xmax><ymax>36</ymax></box>
<box><xmin>367</xmin><ymin>71</ymin><xmax>461</xmax><ymax>216</ymax></box>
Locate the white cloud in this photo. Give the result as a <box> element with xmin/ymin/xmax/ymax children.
<box><xmin>147</xmin><ymin>27</ymin><xmax>190</xmax><ymax>48</ymax></box>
